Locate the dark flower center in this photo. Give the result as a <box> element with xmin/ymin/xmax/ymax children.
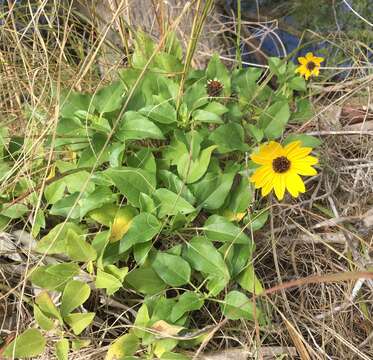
<box><xmin>272</xmin><ymin>156</ymin><xmax>291</xmax><ymax>173</ymax></box>
<box><xmin>206</xmin><ymin>79</ymin><xmax>223</xmax><ymax>97</ymax></box>
<box><xmin>306</xmin><ymin>61</ymin><xmax>316</xmax><ymax>71</ymax></box>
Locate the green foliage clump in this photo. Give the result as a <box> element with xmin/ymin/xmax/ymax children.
<box><xmin>0</xmin><ymin>31</ymin><xmax>320</xmax><ymax>359</ymax></box>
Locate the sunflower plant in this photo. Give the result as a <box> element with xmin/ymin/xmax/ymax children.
<box><xmin>0</xmin><ymin>32</ymin><xmax>321</xmax><ymax>359</ymax></box>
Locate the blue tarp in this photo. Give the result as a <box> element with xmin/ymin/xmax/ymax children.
<box><xmin>225</xmin><ymin>0</ymin><xmax>373</xmax><ymax>76</ymax></box>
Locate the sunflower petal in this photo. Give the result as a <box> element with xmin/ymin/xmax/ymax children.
<box><xmin>273</xmin><ymin>174</ymin><xmax>286</xmax><ymax>200</ymax></box>
<box><xmin>292</xmin><ymin>164</ymin><xmax>317</xmax><ymax>176</ymax></box>
<box><xmin>284</xmin><ymin>141</ymin><xmax>302</xmax><ymax>156</ymax></box>
<box><xmin>305</xmin><ymin>52</ymin><xmax>314</xmax><ymax>60</ymax></box>
<box><xmin>313</xmin><ymin>57</ymin><xmax>324</xmax><ymax>65</ymax></box>
<box><xmin>297</xmin><ymin>57</ymin><xmax>307</xmax><ymax>65</ymax></box>
<box><xmin>286</xmin><ymin>172</ymin><xmax>306</xmax><ymax>198</ymax></box>
<box><xmin>288</xmin><ymin>147</ymin><xmax>313</xmax><ymax>161</ymax></box>
<box><xmin>250</xmin><ymin>165</ymin><xmax>273</xmax><ymax>186</ymax></box>
<box><xmin>251</xmin><ymin>142</ymin><xmax>283</xmax><ymax>165</ymax></box>
<box><xmin>293</xmin><ymin>155</ymin><xmax>318</xmax><ymax>167</ymax></box>
<box><xmin>261</xmin><ymin>178</ymin><xmax>274</xmax><ymax>197</ymax></box>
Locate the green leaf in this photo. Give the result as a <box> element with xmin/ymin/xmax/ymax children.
<box><xmin>105</xmin><ymin>167</ymin><xmax>156</xmax><ymax>207</ymax></box>
<box><xmin>132</xmin><ymin>31</ymin><xmax>156</xmax><ymax>65</ymax></box>
<box><xmin>125</xmin><ymin>267</ymin><xmax>166</xmax><ymax>295</ymax></box>
<box><xmin>71</xmin><ymin>339</ymin><xmax>91</xmax><ymax>350</ymax></box>
<box><xmin>225</xmin><ymin>176</ymin><xmax>252</xmax><ymax>215</ymax></box>
<box><xmin>30</xmin><ymin>263</ymin><xmax>80</xmax><ymax>291</ymax></box>
<box><xmin>291</xmin><ymin>98</ymin><xmax>313</xmax><ymax>123</ymax></box>
<box><xmin>209</xmin><ymin>123</ymin><xmax>249</xmax><ymax>153</ymax></box>
<box><xmin>79</xmin><ymin>186</ymin><xmax>117</xmax><ymax>219</ymax></box>
<box><xmin>64</xmin><ymin>312</ymin><xmax>95</xmax><ymax>335</ymax></box>
<box><xmin>1</xmin><ymin>203</ymin><xmax>28</xmax><ymax>219</ymax></box>
<box><xmin>237</xmin><ymin>264</ymin><xmax>264</xmax><ymax>295</ymax></box>
<box><xmin>63</xmin><ymin>171</ymin><xmax>95</xmax><ymax>194</ymax></box>
<box><xmin>140</xmin><ymin>102</ymin><xmax>177</xmax><ymax>124</ymax></box>
<box><xmin>56</xmin><ymin>338</ymin><xmax>69</xmax><ymax>360</ymax></box>
<box><xmin>289</xmin><ymin>76</ymin><xmax>306</xmax><ymax>91</ymax></box>
<box><xmin>222</xmin><ymin>243</ymin><xmax>253</xmax><ymax>278</ymax></box>
<box><xmin>127</xmin><ymin>148</ymin><xmax>157</xmax><ymax>174</ymax></box>
<box><xmin>161</xmin><ymin>352</ymin><xmax>191</xmax><ymax>360</ymax></box>
<box><xmin>3</xmin><ymin>329</ymin><xmax>46</xmax><ymax>358</ymax></box>
<box><xmin>105</xmin><ymin>333</ymin><xmax>139</xmax><ymax>360</ymax></box>
<box><xmin>44</xmin><ymin>179</ymin><xmax>66</xmax><ymax>204</ymax></box>
<box><xmin>183</xmin><ymin>82</ymin><xmax>208</xmax><ymax>112</ymax></box>
<box><xmin>268</xmin><ymin>57</ymin><xmax>286</xmax><ymax>76</ymax></box>
<box><xmin>89</xmin><ymin>203</ymin><xmax>119</xmax><ymax>227</ymax></box>
<box><xmin>133</xmin><ymin>303</ymin><xmax>150</xmax><ymax>338</ymax></box>
<box><xmin>203</xmin><ymin>102</ymin><xmax>229</xmax><ymax>116</ymax></box>
<box><xmin>170</xmin><ymin>292</ymin><xmax>204</xmax><ymax>322</ymax></box>
<box><xmin>34</xmin><ymin>305</ymin><xmax>55</xmax><ymax>331</ymax></box>
<box><xmin>192</xmin><ymin>109</ymin><xmax>223</xmax><ymax>124</ymax></box>
<box><xmin>258</xmin><ymin>101</ymin><xmax>290</xmax><ymax>139</ymax></box>
<box><xmin>152</xmin><ymin>252</ymin><xmax>191</xmax><ymax>287</ymax></box>
<box><xmin>158</xmin><ymin>170</ymin><xmax>196</xmax><ymax>205</ymax></box>
<box><xmin>95</xmin><ymin>267</ymin><xmax>128</xmax><ymax>295</ymax></box>
<box><xmin>153</xmin><ymin>188</ymin><xmax>195</xmax><ymax>218</ymax></box>
<box><xmin>183</xmin><ymin>237</ymin><xmax>230</xmax><ymax>294</ymax></box>
<box><xmin>35</xmin><ymin>222</ymin><xmax>84</xmax><ymax>255</ymax></box>
<box><xmin>246</xmin><ymin>124</ymin><xmax>264</xmax><ymax>142</ymax></box>
<box><xmin>35</xmin><ymin>292</ymin><xmax>62</xmax><ymax>322</ymax></box>
<box><xmin>198</xmin><ymin>171</ymin><xmax>236</xmax><ymax>211</ymax></box>
<box><xmin>60</xmin><ymin>280</ymin><xmax>91</xmax><ymax>317</ymax></box>
<box><xmin>139</xmin><ymin>193</ymin><xmax>156</xmax><ymax>214</ymax></box>
<box><xmin>284</xmin><ymin>134</ymin><xmax>322</xmax><ymax>148</ymax></box>
<box><xmin>134</xmin><ymin>241</ymin><xmax>153</xmax><ymax>265</ymax></box>
<box><xmin>60</xmin><ymin>90</ymin><xmax>91</xmax><ymax>119</ymax></box>
<box><xmin>66</xmin><ymin>229</ymin><xmax>97</xmax><ymax>262</ymax></box>
<box><xmin>119</xmin><ymin>213</ymin><xmax>161</xmax><ymax>253</ymax></box>
<box><xmin>92</xmin><ymin>80</ymin><xmax>126</xmax><ymax>114</ymax></box>
<box><xmin>49</xmin><ymin>193</ymin><xmax>80</xmax><ymax>219</ymax></box>
<box><xmin>177</xmin><ymin>145</ymin><xmax>217</xmax><ymax>184</ymax></box>
<box><xmin>247</xmin><ymin>210</ymin><xmax>269</xmax><ymax>231</ymax></box>
<box><xmin>204</xmin><ymin>215</ymin><xmax>251</xmax><ymax>244</ymax></box>
<box><xmin>118</xmin><ymin>111</ymin><xmax>164</xmax><ymax>140</ymax></box>
<box><xmin>221</xmin><ymin>290</ymin><xmax>256</xmax><ymax>320</ymax></box>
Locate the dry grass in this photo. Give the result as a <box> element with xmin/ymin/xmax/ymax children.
<box><xmin>1</xmin><ymin>1</ymin><xmax>373</xmax><ymax>359</ymax></box>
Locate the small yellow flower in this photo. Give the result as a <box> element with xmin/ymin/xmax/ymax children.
<box><xmin>250</xmin><ymin>141</ymin><xmax>318</xmax><ymax>200</ymax></box>
<box><xmin>295</xmin><ymin>52</ymin><xmax>324</xmax><ymax>80</ymax></box>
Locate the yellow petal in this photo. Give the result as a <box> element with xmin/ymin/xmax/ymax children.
<box><xmin>273</xmin><ymin>174</ymin><xmax>286</xmax><ymax>200</ymax></box>
<box><xmin>305</xmin><ymin>52</ymin><xmax>314</xmax><ymax>60</ymax></box>
<box><xmin>305</xmin><ymin>71</ymin><xmax>311</xmax><ymax>80</ymax></box>
<box><xmin>313</xmin><ymin>68</ymin><xmax>320</xmax><ymax>77</ymax></box>
<box><xmin>295</xmin><ymin>65</ymin><xmax>307</xmax><ymax>76</ymax></box>
<box><xmin>261</xmin><ymin>179</ymin><xmax>274</xmax><ymax>197</ymax></box>
<box><xmin>284</xmin><ymin>141</ymin><xmax>302</xmax><ymax>156</ymax></box>
<box><xmin>287</xmin><ymin>147</ymin><xmax>313</xmax><ymax>161</ymax></box>
<box><xmin>313</xmin><ymin>56</ymin><xmax>324</xmax><ymax>65</ymax></box>
<box><xmin>293</xmin><ymin>155</ymin><xmax>318</xmax><ymax>167</ymax></box>
<box><xmin>250</xmin><ymin>165</ymin><xmax>273</xmax><ymax>186</ymax></box>
<box><xmin>292</xmin><ymin>164</ymin><xmax>317</xmax><ymax>176</ymax></box>
<box><xmin>297</xmin><ymin>56</ymin><xmax>307</xmax><ymax>65</ymax></box>
<box><xmin>251</xmin><ymin>142</ymin><xmax>283</xmax><ymax>165</ymax></box>
<box><xmin>285</xmin><ymin>172</ymin><xmax>306</xmax><ymax>198</ymax></box>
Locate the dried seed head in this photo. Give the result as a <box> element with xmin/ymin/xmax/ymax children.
<box><xmin>206</xmin><ymin>79</ymin><xmax>223</xmax><ymax>98</ymax></box>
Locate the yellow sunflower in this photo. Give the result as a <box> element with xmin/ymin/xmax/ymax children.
<box><xmin>250</xmin><ymin>141</ymin><xmax>318</xmax><ymax>200</ymax></box>
<box><xmin>295</xmin><ymin>52</ymin><xmax>324</xmax><ymax>80</ymax></box>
